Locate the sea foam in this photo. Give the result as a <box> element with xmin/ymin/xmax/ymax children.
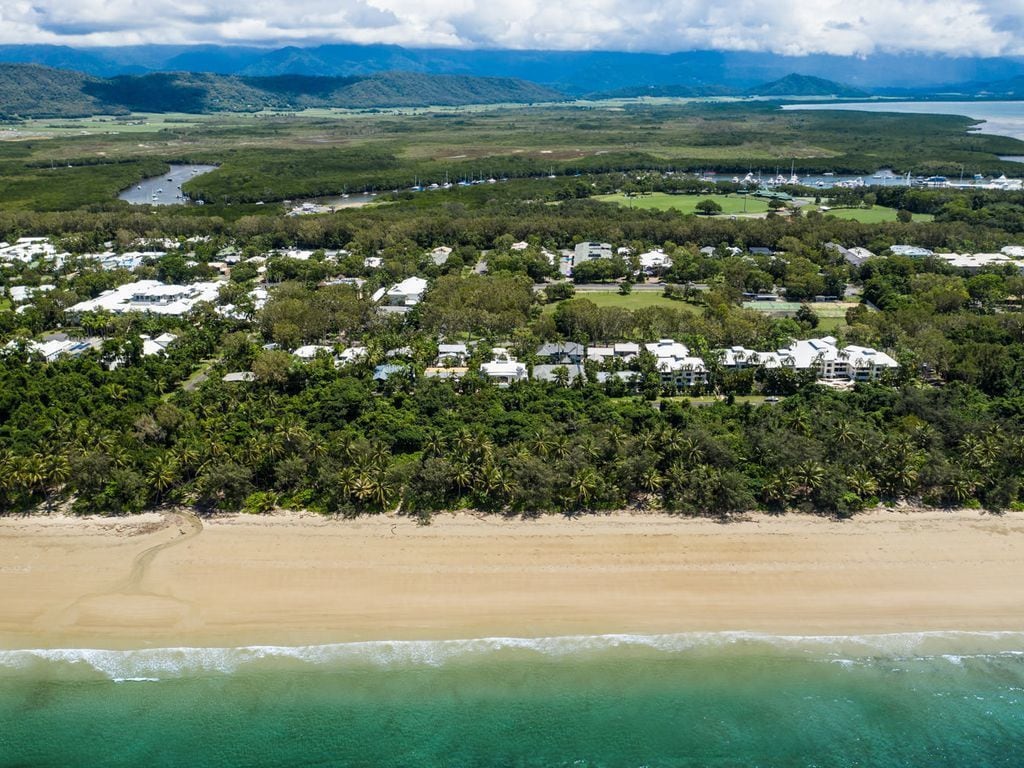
<box><xmin>2</xmin><ymin>631</ymin><xmax>1023</xmax><ymax>682</ymax></box>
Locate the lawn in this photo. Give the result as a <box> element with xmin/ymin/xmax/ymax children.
<box><xmin>818</xmin><ymin>205</ymin><xmax>934</xmax><ymax>223</ymax></box>
<box><xmin>742</xmin><ymin>300</ymin><xmax>860</xmax><ymax>331</ymax></box>
<box><xmin>594</xmin><ymin>192</ymin><xmax>770</xmax><ymax>215</ymax></box>
<box><xmin>546</xmin><ymin>289</ymin><xmax>702</xmax><ymax>313</ymax></box>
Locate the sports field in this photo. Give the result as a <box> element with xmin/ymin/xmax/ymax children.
<box><xmin>595</xmin><ymin>192</ymin><xmax>770</xmax><ymax>215</ymax></box>
<box><xmin>818</xmin><ymin>205</ymin><xmax>934</xmax><ymax>223</ymax></box>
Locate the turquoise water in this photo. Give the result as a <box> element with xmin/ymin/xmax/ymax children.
<box><xmin>2</xmin><ymin>633</ymin><xmax>1023</xmax><ymax>767</ymax></box>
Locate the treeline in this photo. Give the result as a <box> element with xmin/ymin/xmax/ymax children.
<box><xmin>1</xmin><ymin>347</ymin><xmax>1021</xmax><ymax>519</ymax></box>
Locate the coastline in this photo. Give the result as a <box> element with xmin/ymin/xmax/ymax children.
<box><xmin>2</xmin><ymin>509</ymin><xmax>1023</xmax><ymax>651</ymax></box>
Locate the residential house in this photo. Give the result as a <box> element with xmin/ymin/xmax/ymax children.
<box><xmin>826</xmin><ymin>243</ymin><xmax>876</xmax><ymax>267</ymax></box>
<box><xmin>429</xmin><ymin>246</ymin><xmax>453</xmax><ymax>266</ymax></box>
<box><xmin>436</xmin><ymin>343</ymin><xmax>470</xmax><ymax>366</ymax></box>
<box><xmin>613</xmin><ymin>342</ymin><xmax>640</xmax><ymax>361</ymax></box>
<box><xmin>716</xmin><ymin>336</ymin><xmax>898</xmax><ymax>382</ymax></box>
<box><xmin>292</xmin><ymin>345</ymin><xmax>334</xmax><ymax>361</ymax></box>
<box><xmin>536</xmin><ymin>341</ymin><xmax>585</xmax><ymax>365</ymax></box>
<box><xmin>140</xmin><ymin>333</ymin><xmax>177</xmax><ymax>357</ymax></box>
<box><xmin>532</xmin><ymin>363</ymin><xmax>586</xmax><ymax>385</ymax></box>
<box><xmin>4</xmin><ymin>335</ymin><xmax>99</xmax><ymax>362</ymax></box>
<box><xmin>479</xmin><ymin>348</ymin><xmax>528</xmax><ymax>387</ymax></box>
<box><xmin>372</xmin><ymin>276</ymin><xmax>428</xmax><ymax>314</ymax></box>
<box><xmin>638</xmin><ymin>249</ymin><xmax>673</xmax><ymax>274</ymax></box>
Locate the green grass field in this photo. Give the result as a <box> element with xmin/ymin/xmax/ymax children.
<box><xmin>741</xmin><ymin>300</ymin><xmax>860</xmax><ymax>332</ymax></box>
<box><xmin>818</xmin><ymin>205</ymin><xmax>934</xmax><ymax>223</ymax></box>
<box><xmin>545</xmin><ymin>290</ymin><xmax>702</xmax><ymax>313</ymax></box>
<box><xmin>595</xmin><ymin>192</ymin><xmax>770</xmax><ymax>215</ymax></box>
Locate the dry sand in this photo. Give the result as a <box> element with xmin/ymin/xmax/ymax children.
<box><xmin>1</xmin><ymin>509</ymin><xmax>1023</xmax><ymax>649</ymax></box>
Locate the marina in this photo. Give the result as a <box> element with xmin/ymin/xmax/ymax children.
<box><xmin>119</xmin><ymin>164</ymin><xmax>217</xmax><ymax>206</ymax></box>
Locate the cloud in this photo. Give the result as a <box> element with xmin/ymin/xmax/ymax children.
<box><xmin>3</xmin><ymin>0</ymin><xmax>1023</xmax><ymax>55</ymax></box>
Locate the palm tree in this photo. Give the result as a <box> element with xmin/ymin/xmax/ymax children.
<box><xmin>847</xmin><ymin>468</ymin><xmax>878</xmax><ymax>500</ymax></box>
<box><xmin>946</xmin><ymin>474</ymin><xmax>978</xmax><ymax>506</ymax></box>
<box><xmin>422</xmin><ymin>431</ymin><xmax>447</xmax><ymax>459</ymax></box>
<box><xmin>149</xmin><ymin>455</ymin><xmax>180</xmax><ymax>496</ymax></box>
<box><xmin>532</xmin><ymin>431</ymin><xmax>555</xmax><ymax>458</ymax></box>
<box><xmin>570</xmin><ymin>467</ymin><xmax>600</xmax><ymax>508</ymax></box>
<box><xmin>793</xmin><ymin>461</ymin><xmax>825</xmax><ymax>498</ymax></box>
<box><xmin>43</xmin><ymin>454</ymin><xmax>72</xmax><ymax>498</ymax></box>
<box><xmin>603</xmin><ymin>425</ymin><xmax>628</xmax><ymax>457</ymax></box>
<box><xmin>679</xmin><ymin>436</ymin><xmax>704</xmax><ymax>465</ymax></box>
<box><xmin>451</xmin><ymin>462</ymin><xmax>475</xmax><ymax>494</ymax></box>
<box><xmin>639</xmin><ymin>468</ymin><xmax>663</xmax><ymax>494</ymax></box>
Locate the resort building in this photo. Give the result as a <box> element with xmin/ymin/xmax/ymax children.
<box><xmin>645</xmin><ymin>339</ymin><xmax>708</xmax><ymax>388</ymax></box>
<box><xmin>573</xmin><ymin>241</ymin><xmax>613</xmax><ymax>268</ymax></box>
<box><xmin>67</xmin><ymin>280</ymin><xmax>222</xmax><ymax>316</ymax></box>
<box><xmin>717</xmin><ymin>336</ymin><xmax>899</xmax><ymax>382</ymax></box>
<box><xmin>3</xmin><ymin>336</ymin><xmax>98</xmax><ymax>362</ymax></box>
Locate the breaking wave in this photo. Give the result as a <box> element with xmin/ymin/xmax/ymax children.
<box><xmin>2</xmin><ymin>631</ymin><xmax>1023</xmax><ymax>682</ymax></box>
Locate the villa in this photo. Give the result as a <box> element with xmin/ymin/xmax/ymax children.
<box><xmin>479</xmin><ymin>348</ymin><xmax>528</xmax><ymax>387</ymax></box>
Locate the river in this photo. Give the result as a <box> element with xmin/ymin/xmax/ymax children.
<box><xmin>119</xmin><ymin>164</ymin><xmax>217</xmax><ymax>206</ymax></box>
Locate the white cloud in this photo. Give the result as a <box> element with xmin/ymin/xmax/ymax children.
<box><xmin>3</xmin><ymin>0</ymin><xmax>1023</xmax><ymax>55</ymax></box>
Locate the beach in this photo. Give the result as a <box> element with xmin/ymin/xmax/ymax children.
<box><xmin>1</xmin><ymin>508</ymin><xmax>1023</xmax><ymax>650</ymax></box>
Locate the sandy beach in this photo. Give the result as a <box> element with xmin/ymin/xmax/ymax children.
<box><xmin>1</xmin><ymin>509</ymin><xmax>1023</xmax><ymax>649</ymax></box>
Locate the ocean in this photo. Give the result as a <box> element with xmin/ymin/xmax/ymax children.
<box><xmin>2</xmin><ymin>633</ymin><xmax>1023</xmax><ymax>767</ymax></box>
<box><xmin>782</xmin><ymin>101</ymin><xmax>1024</xmax><ymax>141</ymax></box>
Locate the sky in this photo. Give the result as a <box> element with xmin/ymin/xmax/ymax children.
<box><xmin>3</xmin><ymin>0</ymin><xmax>1024</xmax><ymax>56</ymax></box>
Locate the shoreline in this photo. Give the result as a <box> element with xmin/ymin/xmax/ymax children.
<box><xmin>2</xmin><ymin>509</ymin><xmax>1023</xmax><ymax>651</ymax></box>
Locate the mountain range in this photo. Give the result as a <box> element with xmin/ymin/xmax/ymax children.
<box><xmin>0</xmin><ymin>44</ymin><xmax>1023</xmax><ymax>95</ymax></box>
<box><xmin>0</xmin><ymin>65</ymin><xmax>561</xmax><ymax>118</ymax></box>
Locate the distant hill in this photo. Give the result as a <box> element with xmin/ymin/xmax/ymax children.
<box><xmin>585</xmin><ymin>83</ymin><xmax>739</xmax><ymax>99</ymax></box>
<box><xmin>0</xmin><ymin>64</ymin><xmax>106</xmax><ymax>117</ymax></box>
<box><xmin>0</xmin><ymin>65</ymin><xmax>563</xmax><ymax>117</ymax></box>
<box><xmin>1</xmin><ymin>43</ymin><xmax>1023</xmax><ymax>95</ymax></box>
<box><xmin>747</xmin><ymin>74</ymin><xmax>869</xmax><ymax>98</ymax></box>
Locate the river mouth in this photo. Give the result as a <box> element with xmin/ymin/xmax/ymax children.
<box><xmin>119</xmin><ymin>164</ymin><xmax>217</xmax><ymax>206</ymax></box>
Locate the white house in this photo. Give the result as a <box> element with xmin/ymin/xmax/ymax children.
<box><xmin>140</xmin><ymin>333</ymin><xmax>177</xmax><ymax>357</ymax></box>
<box><xmin>68</xmin><ymin>280</ymin><xmax>221</xmax><ymax>316</ymax></box>
<box><xmin>479</xmin><ymin>348</ymin><xmax>528</xmax><ymax>387</ymax></box>
<box><xmin>372</xmin><ymin>276</ymin><xmax>428</xmax><ymax>314</ymax></box>
<box><xmin>429</xmin><ymin>246</ymin><xmax>453</xmax><ymax>265</ymax></box>
<box><xmin>292</xmin><ymin>345</ymin><xmax>334</xmax><ymax>361</ymax></box>
<box><xmin>337</xmin><ymin>346</ymin><xmax>368</xmax><ymax>366</ymax></box>
<box><xmin>9</xmin><ymin>285</ymin><xmax>55</xmax><ymax>303</ymax></box>
<box><xmin>638</xmin><ymin>249</ymin><xmax>673</xmax><ymax>273</ymax></box>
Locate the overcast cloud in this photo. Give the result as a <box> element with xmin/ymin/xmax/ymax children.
<box><xmin>4</xmin><ymin>0</ymin><xmax>1024</xmax><ymax>55</ymax></box>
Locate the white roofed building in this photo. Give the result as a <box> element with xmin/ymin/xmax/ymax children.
<box><xmin>68</xmin><ymin>280</ymin><xmax>221</xmax><ymax>316</ymax></box>
<box><xmin>645</xmin><ymin>339</ymin><xmax>707</xmax><ymax>387</ymax></box>
<box><xmin>479</xmin><ymin>348</ymin><xmax>528</xmax><ymax>387</ymax></box>
<box><xmin>373</xmin><ymin>276</ymin><xmax>428</xmax><ymax>314</ymax></box>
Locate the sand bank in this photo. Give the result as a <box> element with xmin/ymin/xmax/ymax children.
<box><xmin>1</xmin><ymin>509</ymin><xmax>1023</xmax><ymax>649</ymax></box>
